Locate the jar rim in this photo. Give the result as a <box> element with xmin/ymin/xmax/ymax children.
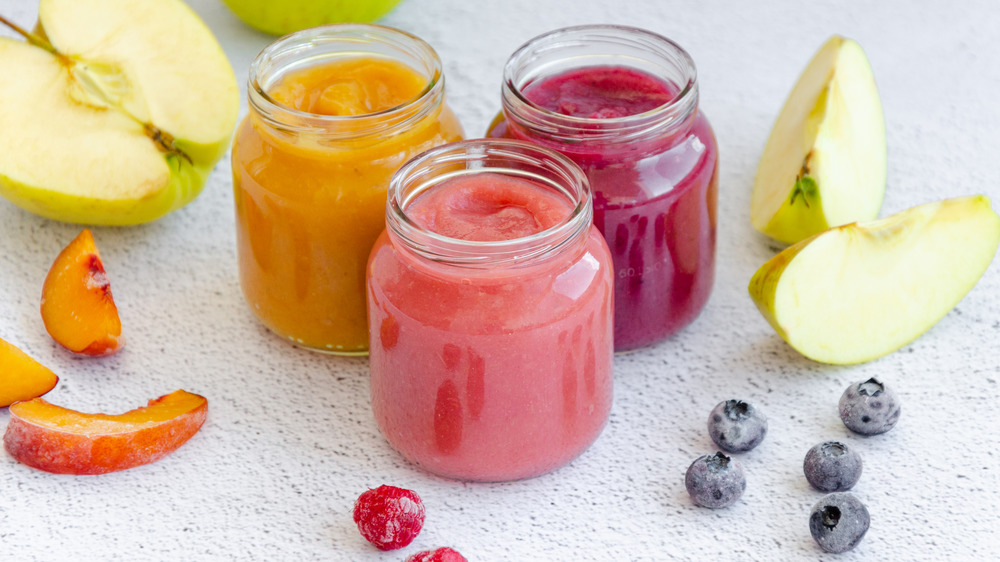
<box><xmin>386</xmin><ymin>139</ymin><xmax>594</xmax><ymax>268</ymax></box>
<box><xmin>247</xmin><ymin>23</ymin><xmax>445</xmax><ymax>139</ymax></box>
<box><xmin>501</xmin><ymin>24</ymin><xmax>699</xmax><ymax>143</ymax></box>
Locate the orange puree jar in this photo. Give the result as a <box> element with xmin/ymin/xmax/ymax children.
<box><xmin>232</xmin><ymin>25</ymin><xmax>464</xmax><ymax>354</ymax></box>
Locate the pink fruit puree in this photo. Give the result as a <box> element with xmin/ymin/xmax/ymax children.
<box><xmin>405</xmin><ymin>173</ymin><xmax>569</xmax><ymax>241</ymax></box>
<box><xmin>491</xmin><ymin>66</ymin><xmax>718</xmax><ymax>351</ymax></box>
<box><xmin>367</xmin><ymin>172</ymin><xmax>613</xmax><ymax>481</ymax></box>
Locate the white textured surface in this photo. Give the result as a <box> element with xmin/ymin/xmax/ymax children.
<box><xmin>2</xmin><ymin>0</ymin><xmax>999</xmax><ymax>560</ymax></box>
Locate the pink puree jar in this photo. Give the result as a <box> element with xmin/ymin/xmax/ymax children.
<box><xmin>367</xmin><ymin>139</ymin><xmax>614</xmax><ymax>481</ymax></box>
<box><xmin>488</xmin><ymin>25</ymin><xmax>719</xmax><ymax>352</ymax></box>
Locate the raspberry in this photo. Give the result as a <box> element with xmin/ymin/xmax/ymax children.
<box><xmin>352</xmin><ymin>485</ymin><xmax>425</xmax><ymax>550</ymax></box>
<box><xmin>406</xmin><ymin>547</ymin><xmax>468</xmax><ymax>562</ymax></box>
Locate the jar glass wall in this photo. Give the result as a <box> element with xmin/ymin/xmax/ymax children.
<box><xmin>367</xmin><ymin>139</ymin><xmax>614</xmax><ymax>481</ymax></box>
<box><xmin>233</xmin><ymin>24</ymin><xmax>464</xmax><ymax>354</ymax></box>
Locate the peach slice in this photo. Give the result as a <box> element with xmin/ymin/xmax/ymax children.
<box><xmin>3</xmin><ymin>389</ymin><xmax>207</xmax><ymax>474</ymax></box>
<box><xmin>0</xmin><ymin>337</ymin><xmax>59</xmax><ymax>407</ymax></box>
<box><xmin>41</xmin><ymin>229</ymin><xmax>123</xmax><ymax>356</ymax></box>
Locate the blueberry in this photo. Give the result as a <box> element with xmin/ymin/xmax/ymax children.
<box><xmin>809</xmin><ymin>492</ymin><xmax>870</xmax><ymax>553</ymax></box>
<box><xmin>684</xmin><ymin>452</ymin><xmax>746</xmax><ymax>508</ymax></box>
<box><xmin>839</xmin><ymin>378</ymin><xmax>901</xmax><ymax>435</ymax></box>
<box><xmin>707</xmin><ymin>399</ymin><xmax>768</xmax><ymax>453</ymax></box>
<box><xmin>803</xmin><ymin>441</ymin><xmax>863</xmax><ymax>492</ymax></box>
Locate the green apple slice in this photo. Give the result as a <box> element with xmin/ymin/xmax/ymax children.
<box><xmin>751</xmin><ymin>35</ymin><xmax>886</xmax><ymax>244</ymax></box>
<box><xmin>0</xmin><ymin>0</ymin><xmax>238</xmax><ymax>225</ymax></box>
<box><xmin>749</xmin><ymin>196</ymin><xmax>1000</xmax><ymax>365</ymax></box>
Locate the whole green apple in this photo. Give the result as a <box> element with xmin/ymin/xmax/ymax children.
<box><xmin>220</xmin><ymin>0</ymin><xmax>405</xmax><ymax>35</ymax></box>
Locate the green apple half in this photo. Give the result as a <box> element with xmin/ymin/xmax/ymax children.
<box><xmin>0</xmin><ymin>0</ymin><xmax>238</xmax><ymax>225</ymax></box>
<box><xmin>220</xmin><ymin>0</ymin><xmax>404</xmax><ymax>36</ymax></box>
<box><xmin>749</xmin><ymin>196</ymin><xmax>1000</xmax><ymax>365</ymax></box>
<box><xmin>751</xmin><ymin>35</ymin><xmax>886</xmax><ymax>245</ymax></box>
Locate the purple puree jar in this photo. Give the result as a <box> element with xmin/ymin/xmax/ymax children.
<box><xmin>487</xmin><ymin>25</ymin><xmax>719</xmax><ymax>351</ymax></box>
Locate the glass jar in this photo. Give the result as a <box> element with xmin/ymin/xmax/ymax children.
<box><xmin>232</xmin><ymin>24</ymin><xmax>463</xmax><ymax>354</ymax></box>
<box><xmin>367</xmin><ymin>139</ymin><xmax>614</xmax><ymax>481</ymax></box>
<box><xmin>487</xmin><ymin>25</ymin><xmax>719</xmax><ymax>352</ymax></box>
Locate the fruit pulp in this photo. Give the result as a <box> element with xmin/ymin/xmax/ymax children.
<box><xmin>233</xmin><ymin>56</ymin><xmax>463</xmax><ymax>353</ymax></box>
<box><xmin>523</xmin><ymin>66</ymin><xmax>677</xmax><ymax>119</ymax></box>
<box><xmin>367</xmin><ymin>173</ymin><xmax>614</xmax><ymax>481</ymax></box>
<box><xmin>490</xmin><ymin>66</ymin><xmax>719</xmax><ymax>351</ymax></box>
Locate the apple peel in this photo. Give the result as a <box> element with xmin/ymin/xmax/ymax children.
<box><xmin>219</xmin><ymin>0</ymin><xmax>404</xmax><ymax>36</ymax></box>
<box><xmin>4</xmin><ymin>390</ymin><xmax>207</xmax><ymax>474</ymax></box>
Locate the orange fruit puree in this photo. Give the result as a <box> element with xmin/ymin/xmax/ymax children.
<box><xmin>269</xmin><ymin>59</ymin><xmax>427</xmax><ymax>116</ymax></box>
<box><xmin>232</xmin><ymin>57</ymin><xmax>463</xmax><ymax>353</ymax></box>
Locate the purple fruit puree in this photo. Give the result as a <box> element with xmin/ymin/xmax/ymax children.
<box><xmin>490</xmin><ymin>66</ymin><xmax>718</xmax><ymax>350</ymax></box>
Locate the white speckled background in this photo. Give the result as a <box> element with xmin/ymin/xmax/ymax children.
<box><xmin>2</xmin><ymin>0</ymin><xmax>999</xmax><ymax>560</ymax></box>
